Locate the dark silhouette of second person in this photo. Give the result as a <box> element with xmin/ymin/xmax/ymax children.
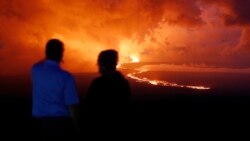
<box><xmin>87</xmin><ymin>49</ymin><xmax>131</xmax><ymax>106</ymax></box>
<box><xmin>85</xmin><ymin>49</ymin><xmax>131</xmax><ymax>140</ymax></box>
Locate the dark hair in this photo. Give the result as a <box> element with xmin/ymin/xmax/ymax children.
<box><xmin>45</xmin><ymin>39</ymin><xmax>64</xmax><ymax>62</ymax></box>
<box><xmin>98</xmin><ymin>49</ymin><xmax>118</xmax><ymax>71</ymax></box>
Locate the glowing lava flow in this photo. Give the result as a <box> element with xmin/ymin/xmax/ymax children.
<box><xmin>127</xmin><ymin>69</ymin><xmax>210</xmax><ymax>90</ymax></box>
<box><xmin>118</xmin><ymin>55</ymin><xmax>210</xmax><ymax>90</ymax></box>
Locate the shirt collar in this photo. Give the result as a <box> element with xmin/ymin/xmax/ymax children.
<box><xmin>45</xmin><ymin>60</ymin><xmax>60</xmax><ymax>66</ymax></box>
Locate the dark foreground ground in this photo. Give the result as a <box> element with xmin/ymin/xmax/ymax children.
<box><xmin>0</xmin><ymin>73</ymin><xmax>250</xmax><ymax>140</ymax></box>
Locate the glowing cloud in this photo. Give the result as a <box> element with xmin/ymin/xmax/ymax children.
<box><xmin>0</xmin><ymin>0</ymin><xmax>250</xmax><ymax>75</ymax></box>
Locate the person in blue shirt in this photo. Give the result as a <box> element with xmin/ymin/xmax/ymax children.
<box><xmin>31</xmin><ymin>39</ymin><xmax>79</xmax><ymax>140</ymax></box>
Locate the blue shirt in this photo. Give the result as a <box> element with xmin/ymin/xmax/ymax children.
<box><xmin>31</xmin><ymin>60</ymin><xmax>79</xmax><ymax>118</ymax></box>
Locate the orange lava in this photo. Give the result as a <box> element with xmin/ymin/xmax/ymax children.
<box><xmin>118</xmin><ymin>58</ymin><xmax>210</xmax><ymax>90</ymax></box>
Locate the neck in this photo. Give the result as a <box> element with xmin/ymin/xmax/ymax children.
<box><xmin>47</xmin><ymin>59</ymin><xmax>60</xmax><ymax>63</ymax></box>
<box><xmin>46</xmin><ymin>59</ymin><xmax>61</xmax><ymax>65</ymax></box>
<box><xmin>101</xmin><ymin>70</ymin><xmax>117</xmax><ymax>75</ymax></box>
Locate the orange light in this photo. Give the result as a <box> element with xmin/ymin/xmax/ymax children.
<box><xmin>119</xmin><ymin>62</ymin><xmax>210</xmax><ymax>90</ymax></box>
<box><xmin>130</xmin><ymin>55</ymin><xmax>140</xmax><ymax>63</ymax></box>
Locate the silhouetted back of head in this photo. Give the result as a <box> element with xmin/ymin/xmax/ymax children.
<box><xmin>45</xmin><ymin>39</ymin><xmax>64</xmax><ymax>63</ymax></box>
<box><xmin>98</xmin><ymin>50</ymin><xmax>118</xmax><ymax>72</ymax></box>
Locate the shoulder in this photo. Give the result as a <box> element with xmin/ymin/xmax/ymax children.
<box><xmin>91</xmin><ymin>76</ymin><xmax>103</xmax><ymax>84</ymax></box>
<box><xmin>116</xmin><ymin>71</ymin><xmax>128</xmax><ymax>81</ymax></box>
<box><xmin>31</xmin><ymin>60</ymin><xmax>45</xmax><ymax>72</ymax></box>
<box><xmin>60</xmin><ymin>70</ymin><xmax>75</xmax><ymax>81</ymax></box>
<box><xmin>32</xmin><ymin>60</ymin><xmax>44</xmax><ymax>67</ymax></box>
<box><xmin>88</xmin><ymin>77</ymin><xmax>104</xmax><ymax>89</ymax></box>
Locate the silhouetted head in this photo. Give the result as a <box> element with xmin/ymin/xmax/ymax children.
<box><xmin>45</xmin><ymin>39</ymin><xmax>64</xmax><ymax>63</ymax></box>
<box><xmin>98</xmin><ymin>49</ymin><xmax>118</xmax><ymax>74</ymax></box>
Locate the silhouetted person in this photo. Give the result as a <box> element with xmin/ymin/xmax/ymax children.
<box><xmin>87</xmin><ymin>49</ymin><xmax>131</xmax><ymax>106</ymax></box>
<box><xmin>31</xmin><ymin>39</ymin><xmax>79</xmax><ymax>141</ymax></box>
<box><xmin>85</xmin><ymin>49</ymin><xmax>131</xmax><ymax>140</ymax></box>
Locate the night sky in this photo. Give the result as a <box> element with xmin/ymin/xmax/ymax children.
<box><xmin>1</xmin><ymin>0</ymin><xmax>250</xmax><ymax>75</ymax></box>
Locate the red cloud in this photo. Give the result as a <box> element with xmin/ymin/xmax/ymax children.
<box><xmin>0</xmin><ymin>0</ymin><xmax>250</xmax><ymax>74</ymax></box>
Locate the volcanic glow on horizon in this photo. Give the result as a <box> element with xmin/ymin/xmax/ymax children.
<box><xmin>1</xmin><ymin>0</ymin><xmax>250</xmax><ymax>75</ymax></box>
<box><xmin>130</xmin><ymin>55</ymin><xmax>140</xmax><ymax>63</ymax></box>
<box><xmin>120</xmin><ymin>56</ymin><xmax>210</xmax><ymax>90</ymax></box>
<box><xmin>127</xmin><ymin>70</ymin><xmax>210</xmax><ymax>90</ymax></box>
